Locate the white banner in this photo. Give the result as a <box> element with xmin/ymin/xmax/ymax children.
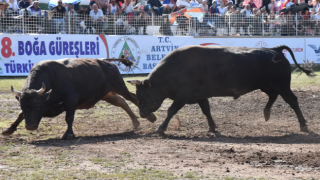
<box><xmin>0</xmin><ymin>35</ymin><xmax>316</xmax><ymax>76</ymax></box>
<box><xmin>305</xmin><ymin>38</ymin><xmax>320</xmax><ymax>63</ymax></box>
<box><xmin>192</xmin><ymin>38</ymin><xmax>305</xmax><ymax>64</ymax></box>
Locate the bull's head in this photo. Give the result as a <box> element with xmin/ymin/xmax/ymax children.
<box><xmin>127</xmin><ymin>79</ymin><xmax>165</xmax><ymax>118</ymax></box>
<box><xmin>11</xmin><ymin>83</ymin><xmax>52</xmax><ymax>131</ymax></box>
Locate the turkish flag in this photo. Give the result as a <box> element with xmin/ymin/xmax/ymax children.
<box><xmin>243</xmin><ymin>0</ymin><xmax>263</xmax><ymax>9</ymax></box>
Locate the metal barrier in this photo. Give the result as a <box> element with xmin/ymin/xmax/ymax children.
<box><xmin>1</xmin><ymin>10</ymin><xmax>320</xmax><ymax>36</ymax></box>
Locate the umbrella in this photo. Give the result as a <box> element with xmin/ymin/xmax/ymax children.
<box><xmin>242</xmin><ymin>0</ymin><xmax>263</xmax><ymax>9</ymax></box>
<box><xmin>48</xmin><ymin>0</ymin><xmax>90</xmax><ymax>7</ymax></box>
<box><xmin>168</xmin><ymin>7</ymin><xmax>205</xmax><ymax>25</ymax></box>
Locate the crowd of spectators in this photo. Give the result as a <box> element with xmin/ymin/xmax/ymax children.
<box><xmin>0</xmin><ymin>0</ymin><xmax>320</xmax><ymax>35</ymax></box>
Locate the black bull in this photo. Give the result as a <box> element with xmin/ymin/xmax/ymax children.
<box><xmin>2</xmin><ymin>58</ymin><xmax>156</xmax><ymax>140</ymax></box>
<box><xmin>128</xmin><ymin>45</ymin><xmax>312</xmax><ymax>134</ymax></box>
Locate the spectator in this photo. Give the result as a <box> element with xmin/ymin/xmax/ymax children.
<box><xmin>209</xmin><ymin>1</ymin><xmax>219</xmax><ymax>14</ymax></box>
<box><xmin>268</xmin><ymin>0</ymin><xmax>275</xmax><ymax>13</ymax></box>
<box><xmin>218</xmin><ymin>1</ymin><xmax>227</xmax><ymax>15</ymax></box>
<box><xmin>244</xmin><ymin>0</ymin><xmax>257</xmax><ymax>10</ymax></box>
<box><xmin>314</xmin><ymin>7</ymin><xmax>320</xmax><ymax>34</ymax></box>
<box><xmin>308</xmin><ymin>0</ymin><xmax>313</xmax><ymax>8</ymax></box>
<box><xmin>52</xmin><ymin>0</ymin><xmax>67</xmax><ymax>34</ymax></box>
<box><xmin>225</xmin><ymin>1</ymin><xmax>233</xmax><ymax>12</ymax></box>
<box><xmin>65</xmin><ymin>3</ymin><xmax>76</xmax><ymax>34</ymax></box>
<box><xmin>275</xmin><ymin>11</ymin><xmax>286</xmax><ymax>35</ymax></box>
<box><xmin>241</xmin><ymin>4</ymin><xmax>252</xmax><ymax>17</ymax></box>
<box><xmin>77</xmin><ymin>5</ymin><xmax>90</xmax><ymax>33</ymax></box>
<box><xmin>108</xmin><ymin>0</ymin><xmax>121</xmax><ymax>15</ymax></box>
<box><xmin>189</xmin><ymin>0</ymin><xmax>199</xmax><ymax>7</ymax></box>
<box><xmin>90</xmin><ymin>3</ymin><xmax>104</xmax><ymax>33</ymax></box>
<box><xmin>176</xmin><ymin>0</ymin><xmax>190</xmax><ymax>9</ymax></box>
<box><xmin>26</xmin><ymin>0</ymin><xmax>42</xmax><ymax>33</ymax></box>
<box><xmin>163</xmin><ymin>0</ymin><xmax>177</xmax><ymax>14</ymax></box>
<box><xmin>27</xmin><ymin>0</ymin><xmax>41</xmax><ymax>16</ymax></box>
<box><xmin>267</xmin><ymin>10</ymin><xmax>276</xmax><ymax>35</ymax></box>
<box><xmin>199</xmin><ymin>0</ymin><xmax>208</xmax><ymax>13</ymax></box>
<box><xmin>133</xmin><ymin>5</ymin><xmax>149</xmax><ymax>34</ymax></box>
<box><xmin>148</xmin><ymin>0</ymin><xmax>165</xmax><ymax>15</ymax></box>
<box><xmin>122</xmin><ymin>0</ymin><xmax>134</xmax><ymax>14</ymax></box>
<box><xmin>96</xmin><ymin>0</ymin><xmax>109</xmax><ymax>9</ymax></box>
<box><xmin>0</xmin><ymin>2</ymin><xmax>5</xmax><ymax>18</ymax></box>
<box><xmin>293</xmin><ymin>10</ymin><xmax>305</xmax><ymax>35</ymax></box>
<box><xmin>18</xmin><ymin>0</ymin><xmax>31</xmax><ymax>9</ymax></box>
<box><xmin>315</xmin><ymin>0</ymin><xmax>320</xmax><ymax>12</ymax></box>
<box><xmin>8</xmin><ymin>0</ymin><xmax>18</xmax><ymax>12</ymax></box>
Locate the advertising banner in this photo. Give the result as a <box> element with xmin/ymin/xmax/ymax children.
<box><xmin>192</xmin><ymin>38</ymin><xmax>305</xmax><ymax>64</ymax></box>
<box><xmin>305</xmin><ymin>38</ymin><xmax>320</xmax><ymax>63</ymax></box>
<box><xmin>0</xmin><ymin>34</ymin><xmax>110</xmax><ymax>76</ymax></box>
<box><xmin>0</xmin><ymin>35</ymin><xmax>316</xmax><ymax>76</ymax></box>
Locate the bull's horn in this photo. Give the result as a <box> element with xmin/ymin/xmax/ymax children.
<box><xmin>11</xmin><ymin>86</ymin><xmax>22</xmax><ymax>97</ymax></box>
<box><xmin>127</xmin><ymin>80</ymin><xmax>142</xmax><ymax>86</ymax></box>
<box><xmin>36</xmin><ymin>83</ymin><xmax>46</xmax><ymax>95</ymax></box>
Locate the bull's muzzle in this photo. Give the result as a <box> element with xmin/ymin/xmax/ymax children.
<box><xmin>25</xmin><ymin>125</ymin><xmax>38</xmax><ymax>131</ymax></box>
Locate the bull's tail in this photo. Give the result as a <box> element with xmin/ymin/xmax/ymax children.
<box><xmin>273</xmin><ymin>45</ymin><xmax>312</xmax><ymax>76</ymax></box>
<box><xmin>103</xmin><ymin>55</ymin><xmax>139</xmax><ymax>72</ymax></box>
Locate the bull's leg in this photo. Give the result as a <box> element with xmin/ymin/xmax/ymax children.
<box><xmin>157</xmin><ymin>101</ymin><xmax>185</xmax><ymax>134</ymax></box>
<box><xmin>2</xmin><ymin>112</ymin><xmax>24</xmax><ymax>136</ymax></box>
<box><xmin>102</xmin><ymin>92</ymin><xmax>140</xmax><ymax>128</ymax></box>
<box><xmin>198</xmin><ymin>99</ymin><xmax>216</xmax><ymax>133</ymax></box>
<box><xmin>62</xmin><ymin>95</ymin><xmax>78</xmax><ymax>140</ymax></box>
<box><xmin>263</xmin><ymin>92</ymin><xmax>278</xmax><ymax>122</ymax></box>
<box><xmin>280</xmin><ymin>90</ymin><xmax>308</xmax><ymax>132</ymax></box>
<box><xmin>116</xmin><ymin>89</ymin><xmax>157</xmax><ymax>123</ymax></box>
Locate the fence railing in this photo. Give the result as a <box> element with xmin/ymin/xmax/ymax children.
<box><xmin>1</xmin><ymin>10</ymin><xmax>320</xmax><ymax>36</ymax></box>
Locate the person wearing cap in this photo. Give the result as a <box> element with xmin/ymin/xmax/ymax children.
<box><xmin>133</xmin><ymin>5</ymin><xmax>149</xmax><ymax>34</ymax></box>
<box><xmin>209</xmin><ymin>1</ymin><xmax>220</xmax><ymax>14</ymax></box>
<box><xmin>274</xmin><ymin>11</ymin><xmax>286</xmax><ymax>35</ymax></box>
<box><xmin>52</xmin><ymin>0</ymin><xmax>67</xmax><ymax>34</ymax></box>
<box><xmin>18</xmin><ymin>0</ymin><xmax>32</xmax><ymax>9</ymax></box>
<box><xmin>27</xmin><ymin>0</ymin><xmax>41</xmax><ymax>16</ymax></box>
<box><xmin>225</xmin><ymin>1</ymin><xmax>233</xmax><ymax>12</ymax></box>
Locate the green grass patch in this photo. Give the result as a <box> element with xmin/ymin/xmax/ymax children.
<box><xmin>0</xmin><ymin>77</ymin><xmax>26</xmax><ymax>92</ymax></box>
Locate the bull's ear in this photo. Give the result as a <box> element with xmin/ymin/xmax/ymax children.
<box><xmin>142</xmin><ymin>80</ymin><xmax>152</xmax><ymax>87</ymax></box>
<box><xmin>43</xmin><ymin>89</ymin><xmax>52</xmax><ymax>101</ymax></box>
<box><xmin>127</xmin><ymin>80</ymin><xmax>142</xmax><ymax>86</ymax></box>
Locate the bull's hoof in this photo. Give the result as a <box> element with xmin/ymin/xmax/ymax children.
<box><xmin>146</xmin><ymin>113</ymin><xmax>157</xmax><ymax>123</ymax></box>
<box><xmin>133</xmin><ymin>120</ymin><xmax>140</xmax><ymax>129</ymax></box>
<box><xmin>264</xmin><ymin>110</ymin><xmax>270</xmax><ymax>122</ymax></box>
<box><xmin>61</xmin><ymin>132</ymin><xmax>76</xmax><ymax>140</ymax></box>
<box><xmin>156</xmin><ymin>126</ymin><xmax>166</xmax><ymax>135</ymax></box>
<box><xmin>2</xmin><ymin>128</ymin><xmax>15</xmax><ymax>136</ymax></box>
<box><xmin>300</xmin><ymin>126</ymin><xmax>308</xmax><ymax>132</ymax></box>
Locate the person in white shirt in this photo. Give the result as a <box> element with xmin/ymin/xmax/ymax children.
<box><xmin>122</xmin><ymin>0</ymin><xmax>134</xmax><ymax>14</ymax></box>
<box><xmin>314</xmin><ymin>7</ymin><xmax>320</xmax><ymax>35</ymax></box>
<box><xmin>189</xmin><ymin>0</ymin><xmax>199</xmax><ymax>7</ymax></box>
<box><xmin>90</xmin><ymin>4</ymin><xmax>104</xmax><ymax>33</ymax></box>
<box><xmin>217</xmin><ymin>0</ymin><xmax>226</xmax><ymax>15</ymax></box>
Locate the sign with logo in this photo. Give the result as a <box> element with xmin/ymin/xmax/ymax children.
<box><xmin>306</xmin><ymin>38</ymin><xmax>320</xmax><ymax>63</ymax></box>
<box><xmin>111</xmin><ymin>36</ymin><xmax>141</xmax><ymax>72</ymax></box>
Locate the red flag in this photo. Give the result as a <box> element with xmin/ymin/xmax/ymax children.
<box><xmin>243</xmin><ymin>0</ymin><xmax>263</xmax><ymax>9</ymax></box>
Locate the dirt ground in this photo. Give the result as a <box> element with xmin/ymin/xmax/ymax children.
<box><xmin>1</xmin><ymin>88</ymin><xmax>320</xmax><ymax>179</ymax></box>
